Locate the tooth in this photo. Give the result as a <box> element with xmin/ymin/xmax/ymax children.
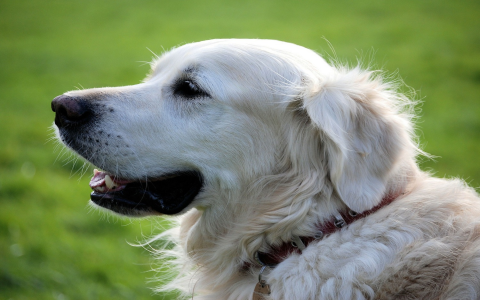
<box><xmin>105</xmin><ymin>175</ymin><xmax>117</xmax><ymax>189</ymax></box>
<box><xmin>94</xmin><ymin>169</ymin><xmax>100</xmax><ymax>175</ymax></box>
<box><xmin>96</xmin><ymin>186</ymin><xmax>106</xmax><ymax>193</ymax></box>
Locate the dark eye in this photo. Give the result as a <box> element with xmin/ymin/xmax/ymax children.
<box><xmin>173</xmin><ymin>80</ymin><xmax>210</xmax><ymax>99</ymax></box>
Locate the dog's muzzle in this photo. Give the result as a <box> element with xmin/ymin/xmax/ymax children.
<box><xmin>51</xmin><ymin>94</ymin><xmax>205</xmax><ymax>216</ymax></box>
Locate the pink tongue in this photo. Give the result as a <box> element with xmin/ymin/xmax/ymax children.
<box><xmin>89</xmin><ymin>171</ymin><xmax>106</xmax><ymax>189</ymax></box>
<box><xmin>89</xmin><ymin>170</ymin><xmax>135</xmax><ymax>192</ymax></box>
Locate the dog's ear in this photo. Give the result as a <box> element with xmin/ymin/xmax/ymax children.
<box><xmin>302</xmin><ymin>68</ymin><xmax>411</xmax><ymax>212</ymax></box>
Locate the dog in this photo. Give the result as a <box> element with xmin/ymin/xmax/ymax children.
<box><xmin>52</xmin><ymin>39</ymin><xmax>480</xmax><ymax>299</ymax></box>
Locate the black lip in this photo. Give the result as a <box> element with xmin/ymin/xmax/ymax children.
<box><xmin>90</xmin><ymin>172</ymin><xmax>203</xmax><ymax>216</ymax></box>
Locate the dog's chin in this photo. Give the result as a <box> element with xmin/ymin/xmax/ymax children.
<box><xmin>89</xmin><ymin>171</ymin><xmax>203</xmax><ymax>217</ymax></box>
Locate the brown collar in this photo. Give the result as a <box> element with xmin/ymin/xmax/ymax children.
<box><xmin>251</xmin><ymin>192</ymin><xmax>401</xmax><ymax>268</ymax></box>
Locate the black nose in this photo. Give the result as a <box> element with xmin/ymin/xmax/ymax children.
<box><xmin>51</xmin><ymin>95</ymin><xmax>91</xmax><ymax>128</ymax></box>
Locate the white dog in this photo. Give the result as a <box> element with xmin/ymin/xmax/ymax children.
<box><xmin>52</xmin><ymin>39</ymin><xmax>480</xmax><ymax>299</ymax></box>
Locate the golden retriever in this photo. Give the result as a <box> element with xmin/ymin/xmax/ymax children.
<box><xmin>52</xmin><ymin>39</ymin><xmax>480</xmax><ymax>299</ymax></box>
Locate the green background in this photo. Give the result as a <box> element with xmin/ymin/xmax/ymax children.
<box><xmin>1</xmin><ymin>1</ymin><xmax>479</xmax><ymax>299</ymax></box>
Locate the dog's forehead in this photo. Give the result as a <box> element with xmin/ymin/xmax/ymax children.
<box><xmin>151</xmin><ymin>39</ymin><xmax>332</xmax><ymax>80</ymax></box>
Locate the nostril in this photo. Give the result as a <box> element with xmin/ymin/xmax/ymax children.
<box><xmin>52</xmin><ymin>95</ymin><xmax>92</xmax><ymax>127</ymax></box>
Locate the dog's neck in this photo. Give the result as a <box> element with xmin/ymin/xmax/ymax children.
<box><xmin>176</xmin><ymin>171</ymin><xmax>413</xmax><ymax>295</ymax></box>
<box><xmin>180</xmin><ymin>188</ymin><xmax>403</xmax><ymax>272</ymax></box>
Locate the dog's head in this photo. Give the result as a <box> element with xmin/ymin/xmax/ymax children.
<box><xmin>52</xmin><ymin>39</ymin><xmax>418</xmax><ymax>217</ymax></box>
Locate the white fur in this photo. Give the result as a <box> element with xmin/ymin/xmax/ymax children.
<box><xmin>60</xmin><ymin>39</ymin><xmax>480</xmax><ymax>299</ymax></box>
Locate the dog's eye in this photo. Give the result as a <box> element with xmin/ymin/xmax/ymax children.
<box><xmin>173</xmin><ymin>80</ymin><xmax>210</xmax><ymax>99</ymax></box>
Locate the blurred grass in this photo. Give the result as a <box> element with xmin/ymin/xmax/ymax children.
<box><xmin>0</xmin><ymin>0</ymin><xmax>479</xmax><ymax>299</ymax></box>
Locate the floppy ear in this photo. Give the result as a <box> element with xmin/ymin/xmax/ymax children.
<box><xmin>303</xmin><ymin>68</ymin><xmax>411</xmax><ymax>212</ymax></box>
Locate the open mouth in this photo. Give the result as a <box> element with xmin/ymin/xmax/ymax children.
<box><xmin>89</xmin><ymin>169</ymin><xmax>203</xmax><ymax>216</ymax></box>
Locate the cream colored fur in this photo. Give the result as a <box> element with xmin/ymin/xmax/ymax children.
<box><xmin>61</xmin><ymin>39</ymin><xmax>480</xmax><ymax>299</ymax></box>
